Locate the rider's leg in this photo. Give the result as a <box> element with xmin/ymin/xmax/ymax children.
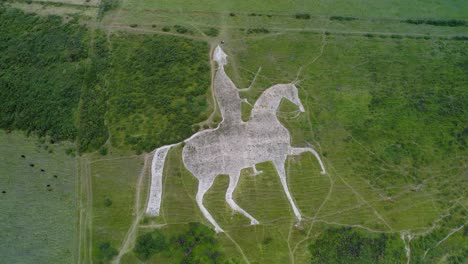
<box><xmin>252</xmin><ymin>164</ymin><xmax>263</xmax><ymax>176</ymax></box>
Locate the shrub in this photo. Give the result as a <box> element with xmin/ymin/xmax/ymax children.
<box><xmin>99</xmin><ymin>146</ymin><xmax>108</xmax><ymax>155</ymax></box>
<box><xmin>295</xmin><ymin>13</ymin><xmax>311</xmax><ymax>19</ymax></box>
<box><xmin>104</xmin><ymin>198</ymin><xmax>112</xmax><ymax>207</ymax></box>
<box><xmin>330</xmin><ymin>15</ymin><xmax>358</xmax><ymax>21</ymax></box>
<box><xmin>174</xmin><ymin>25</ymin><xmax>191</xmax><ymax>34</ymax></box>
<box><xmin>162</xmin><ymin>26</ymin><xmax>170</xmax><ymax>32</ymax></box>
<box><xmin>246</xmin><ymin>28</ymin><xmax>270</xmax><ymax>34</ymax></box>
<box><xmin>204</xmin><ymin>27</ymin><xmax>219</xmax><ymax>37</ymax></box>
<box><xmin>97</xmin><ymin>242</ymin><xmax>118</xmax><ymax>261</ymax></box>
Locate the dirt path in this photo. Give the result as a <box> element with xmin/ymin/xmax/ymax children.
<box><xmin>113</xmin><ymin>154</ymin><xmax>150</xmax><ymax>263</ymax></box>
<box><xmin>77</xmin><ymin>155</ymin><xmax>93</xmax><ymax>264</ymax></box>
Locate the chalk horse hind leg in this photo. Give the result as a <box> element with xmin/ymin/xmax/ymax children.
<box><xmin>226</xmin><ymin>171</ymin><xmax>260</xmax><ymax>225</ymax></box>
<box><xmin>195</xmin><ymin>177</ymin><xmax>224</xmax><ymax>233</ymax></box>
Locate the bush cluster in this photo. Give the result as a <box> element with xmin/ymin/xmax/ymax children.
<box><xmin>403</xmin><ymin>19</ymin><xmax>467</xmax><ymax>27</ymax></box>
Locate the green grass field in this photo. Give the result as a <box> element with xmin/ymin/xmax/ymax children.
<box><xmin>123</xmin><ymin>0</ymin><xmax>468</xmax><ymax>19</ymax></box>
<box><xmin>0</xmin><ymin>130</ymin><xmax>77</xmax><ymax>263</ymax></box>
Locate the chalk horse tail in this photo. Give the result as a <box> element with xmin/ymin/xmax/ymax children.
<box><xmin>145</xmin><ymin>144</ymin><xmax>176</xmax><ymax>216</ymax></box>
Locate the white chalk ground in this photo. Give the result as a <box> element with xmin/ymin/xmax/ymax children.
<box><xmin>146</xmin><ymin>46</ymin><xmax>326</xmax><ymax>233</ymax></box>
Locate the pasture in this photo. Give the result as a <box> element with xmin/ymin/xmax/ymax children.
<box><xmin>0</xmin><ymin>130</ymin><xmax>77</xmax><ymax>264</ymax></box>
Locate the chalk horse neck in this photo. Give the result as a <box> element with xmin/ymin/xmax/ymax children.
<box><xmin>145</xmin><ymin>46</ymin><xmax>326</xmax><ymax>233</ymax></box>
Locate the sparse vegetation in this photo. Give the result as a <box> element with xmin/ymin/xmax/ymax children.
<box><xmin>246</xmin><ymin>28</ymin><xmax>270</xmax><ymax>34</ymax></box>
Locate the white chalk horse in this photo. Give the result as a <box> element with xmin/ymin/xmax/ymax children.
<box><xmin>146</xmin><ymin>47</ymin><xmax>326</xmax><ymax>233</ymax></box>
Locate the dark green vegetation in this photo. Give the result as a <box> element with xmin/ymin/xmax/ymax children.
<box><xmin>403</xmin><ymin>19</ymin><xmax>467</xmax><ymax>27</ymax></box>
<box><xmin>410</xmin><ymin>204</ymin><xmax>468</xmax><ymax>263</ymax></box>
<box><xmin>246</xmin><ymin>28</ymin><xmax>270</xmax><ymax>34</ymax></box>
<box><xmin>309</xmin><ymin>227</ymin><xmax>405</xmax><ymax>263</ymax></box>
<box><xmin>132</xmin><ymin>223</ymin><xmax>228</xmax><ymax>263</ymax></box>
<box><xmin>99</xmin><ymin>0</ymin><xmax>120</xmax><ymax>19</ymax></box>
<box><xmin>134</xmin><ymin>230</ymin><xmax>167</xmax><ymax>260</ymax></box>
<box><xmin>330</xmin><ymin>15</ymin><xmax>359</xmax><ymax>21</ymax></box>
<box><xmin>0</xmin><ymin>6</ymin><xmax>210</xmax><ymax>154</ymax></box>
<box><xmin>295</xmin><ymin>13</ymin><xmax>310</xmax><ymax>20</ymax></box>
<box><xmin>172</xmin><ymin>222</ymin><xmax>225</xmax><ymax>264</ymax></box>
<box><xmin>77</xmin><ymin>32</ymin><xmax>109</xmax><ymax>153</ymax></box>
<box><xmin>96</xmin><ymin>242</ymin><xmax>119</xmax><ymax>262</ymax></box>
<box><xmin>174</xmin><ymin>24</ymin><xmax>193</xmax><ymax>34</ymax></box>
<box><xmin>0</xmin><ymin>130</ymin><xmax>76</xmax><ymax>264</ymax></box>
<box><xmin>0</xmin><ymin>7</ymin><xmax>87</xmax><ymax>141</ymax></box>
<box><xmin>103</xmin><ymin>33</ymin><xmax>210</xmax><ymax>153</ymax></box>
<box><xmin>205</xmin><ymin>27</ymin><xmax>220</xmax><ymax>37</ymax></box>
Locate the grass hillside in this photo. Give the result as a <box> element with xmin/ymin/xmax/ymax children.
<box><xmin>0</xmin><ymin>1</ymin><xmax>466</xmax><ymax>263</ymax></box>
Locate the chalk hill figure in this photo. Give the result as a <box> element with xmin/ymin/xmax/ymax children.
<box><xmin>146</xmin><ymin>46</ymin><xmax>326</xmax><ymax>233</ymax></box>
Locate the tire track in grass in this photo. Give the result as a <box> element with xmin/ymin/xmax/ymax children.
<box><xmin>113</xmin><ymin>154</ymin><xmax>149</xmax><ymax>263</ymax></box>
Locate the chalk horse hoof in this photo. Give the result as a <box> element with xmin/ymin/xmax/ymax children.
<box><xmin>294</xmin><ymin>220</ymin><xmax>302</xmax><ymax>228</ymax></box>
<box><xmin>251</xmin><ymin>219</ymin><xmax>260</xmax><ymax>225</ymax></box>
<box><xmin>215</xmin><ymin>226</ymin><xmax>225</xmax><ymax>233</ymax></box>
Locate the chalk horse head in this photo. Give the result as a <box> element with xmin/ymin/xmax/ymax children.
<box><xmin>146</xmin><ymin>46</ymin><xmax>326</xmax><ymax>233</ymax></box>
<box><xmin>283</xmin><ymin>83</ymin><xmax>305</xmax><ymax>112</ymax></box>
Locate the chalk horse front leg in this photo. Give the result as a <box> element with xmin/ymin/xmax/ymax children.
<box><xmin>273</xmin><ymin>158</ymin><xmax>303</xmax><ymax>225</ymax></box>
<box><xmin>289</xmin><ymin>146</ymin><xmax>326</xmax><ymax>174</ymax></box>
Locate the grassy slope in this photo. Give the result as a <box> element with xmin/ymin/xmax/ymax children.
<box><xmin>222</xmin><ymin>32</ymin><xmax>467</xmax><ymax>262</ymax></box>
<box><xmin>90</xmin><ymin>154</ymin><xmax>143</xmax><ymax>262</ymax></box>
<box><xmin>121</xmin><ymin>31</ymin><xmax>466</xmax><ymax>264</ymax></box>
<box><xmin>0</xmin><ymin>130</ymin><xmax>77</xmax><ymax>264</ymax></box>
<box><xmin>97</xmin><ymin>1</ymin><xmax>467</xmax><ymax>262</ymax></box>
